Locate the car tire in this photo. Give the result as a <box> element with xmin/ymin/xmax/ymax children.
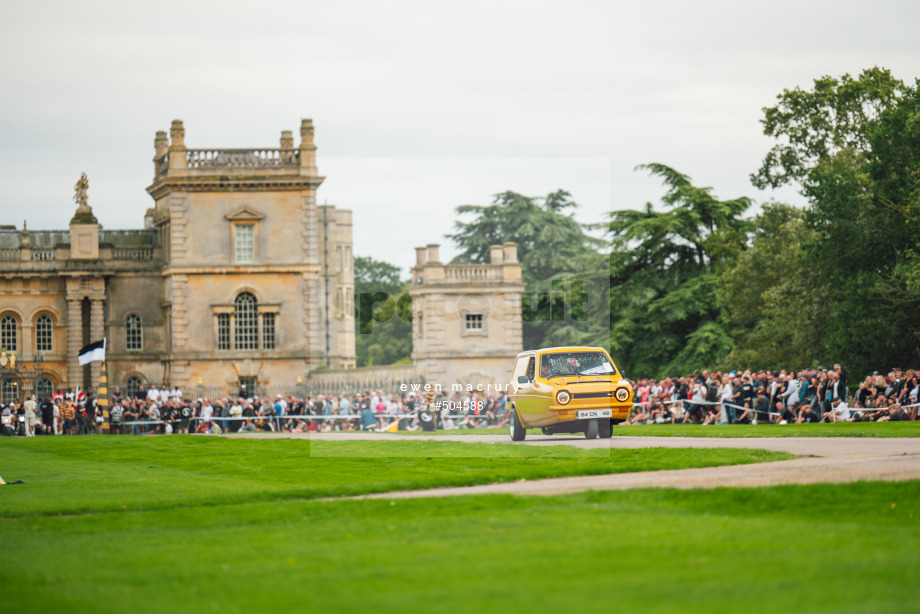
<box><xmin>510</xmin><ymin>408</ymin><xmax>526</xmax><ymax>441</ymax></box>
<box><xmin>599</xmin><ymin>419</ymin><xmax>612</xmax><ymax>439</ymax></box>
<box><xmin>584</xmin><ymin>420</ymin><xmax>598</xmax><ymax>439</ymax></box>
<box><xmin>541</xmin><ymin>427</ymin><xmax>552</xmax><ymax>436</ymax></box>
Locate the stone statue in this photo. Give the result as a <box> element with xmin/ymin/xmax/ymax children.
<box><xmin>74</xmin><ymin>173</ymin><xmax>91</xmax><ymax>213</ymax></box>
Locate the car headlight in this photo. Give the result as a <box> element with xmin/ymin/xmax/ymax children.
<box><xmin>615</xmin><ymin>387</ymin><xmax>630</xmax><ymax>402</ymax></box>
<box><xmin>556</xmin><ymin>390</ymin><xmax>571</xmax><ymax>405</ymax></box>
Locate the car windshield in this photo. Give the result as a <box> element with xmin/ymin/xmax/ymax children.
<box><xmin>539</xmin><ymin>352</ymin><xmax>616</xmax><ymax>378</ymax></box>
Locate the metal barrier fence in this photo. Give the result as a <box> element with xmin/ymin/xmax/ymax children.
<box><xmin>114</xmin><ymin>411</ymin><xmax>495</xmax><ymax>434</ymax></box>
<box><xmin>629</xmin><ymin>398</ymin><xmax>920</xmax><ymax>423</ymax></box>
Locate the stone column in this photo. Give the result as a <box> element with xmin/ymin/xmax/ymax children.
<box><xmin>20</xmin><ymin>322</ymin><xmax>33</xmax><ymax>359</ymax></box>
<box><xmin>90</xmin><ymin>299</ymin><xmax>105</xmax><ymax>388</ymax></box>
<box><xmin>66</xmin><ymin>299</ymin><xmax>82</xmax><ymax>389</ymax></box>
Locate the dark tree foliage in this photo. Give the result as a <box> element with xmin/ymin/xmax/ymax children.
<box><xmin>717</xmin><ymin>204</ymin><xmax>831</xmax><ymax>370</ymax></box>
<box><xmin>353</xmin><ymin>256</ymin><xmax>412</xmax><ymax>367</ymax></box>
<box><xmin>752</xmin><ymin>67</ymin><xmax>905</xmax><ymax>190</ymax></box>
<box><xmin>448</xmin><ymin>190</ymin><xmax>604</xmax><ymax>350</ymax></box>
<box><xmin>607</xmin><ymin>164</ymin><xmax>751</xmax><ymax>377</ymax></box>
<box><xmin>753</xmin><ymin>69</ymin><xmax>920</xmax><ymax>376</ymax></box>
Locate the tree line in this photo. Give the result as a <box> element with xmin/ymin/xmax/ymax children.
<box><xmin>355</xmin><ymin>67</ymin><xmax>920</xmax><ymax>378</ymax></box>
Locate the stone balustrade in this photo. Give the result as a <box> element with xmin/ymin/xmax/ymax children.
<box><xmin>112</xmin><ymin>246</ymin><xmax>155</xmax><ymax>260</ymax></box>
<box><xmin>186</xmin><ymin>148</ymin><xmax>300</xmax><ymax>169</ymax></box>
<box><xmin>0</xmin><ymin>247</ymin><xmax>19</xmax><ymax>261</ymax></box>
<box><xmin>443</xmin><ymin>264</ymin><xmax>501</xmax><ymax>282</ymax></box>
<box><xmin>30</xmin><ymin>247</ymin><xmax>55</xmax><ymax>261</ymax></box>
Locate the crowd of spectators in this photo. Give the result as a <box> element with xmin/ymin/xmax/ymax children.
<box><xmin>5</xmin><ymin>384</ymin><xmax>511</xmax><ymax>436</ymax></box>
<box><xmin>624</xmin><ymin>365</ymin><xmax>920</xmax><ymax>425</ymax></box>
<box><xmin>4</xmin><ymin>364</ymin><xmax>918</xmax><ymax>436</ymax></box>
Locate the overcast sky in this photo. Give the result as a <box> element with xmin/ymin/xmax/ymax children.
<box><xmin>2</xmin><ymin>0</ymin><xmax>918</xmax><ymax>273</ymax></box>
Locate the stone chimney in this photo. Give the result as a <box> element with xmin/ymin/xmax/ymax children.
<box><xmin>168</xmin><ymin>120</ymin><xmax>188</xmax><ymax>172</ymax></box>
<box><xmin>426</xmin><ymin>243</ymin><xmax>440</xmax><ymax>263</ymax></box>
<box><xmin>169</xmin><ymin>119</ymin><xmax>185</xmax><ymax>147</ymax></box>
<box><xmin>502</xmin><ymin>242</ymin><xmax>518</xmax><ymax>263</ymax></box>
<box><xmin>153</xmin><ymin>130</ymin><xmax>169</xmax><ymax>178</ymax></box>
<box><xmin>154</xmin><ymin>131</ymin><xmax>169</xmax><ymax>158</ymax></box>
<box><xmin>280</xmin><ymin>130</ymin><xmax>294</xmax><ymax>149</ymax></box>
<box><xmin>415</xmin><ymin>246</ymin><xmax>428</xmax><ymax>266</ymax></box>
<box><xmin>299</xmin><ymin>118</ymin><xmax>317</xmax><ymax>175</ymax></box>
<box><xmin>489</xmin><ymin>244</ymin><xmax>504</xmax><ymax>264</ymax></box>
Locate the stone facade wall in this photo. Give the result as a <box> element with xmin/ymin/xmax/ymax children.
<box><xmin>0</xmin><ymin>120</ymin><xmax>356</xmax><ymax>399</ymax></box>
<box><xmin>409</xmin><ymin>242</ymin><xmax>525</xmax><ymax>390</ymax></box>
<box><xmin>308</xmin><ymin>363</ymin><xmax>421</xmax><ymax>396</ymax></box>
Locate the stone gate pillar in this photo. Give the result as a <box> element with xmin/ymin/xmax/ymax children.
<box><xmin>66</xmin><ymin>298</ymin><xmax>82</xmax><ymax>389</ymax></box>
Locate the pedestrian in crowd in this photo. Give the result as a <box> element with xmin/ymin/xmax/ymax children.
<box><xmin>43</xmin><ymin>361</ymin><xmax>919</xmax><ymax>437</ymax></box>
<box><xmin>40</xmin><ymin>396</ymin><xmax>54</xmax><ymax>435</ymax></box>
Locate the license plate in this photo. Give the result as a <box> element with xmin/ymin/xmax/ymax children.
<box><xmin>576</xmin><ymin>409</ymin><xmax>612</xmax><ymax>419</ymax></box>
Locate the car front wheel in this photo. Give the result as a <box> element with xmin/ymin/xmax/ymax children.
<box><xmin>510</xmin><ymin>408</ymin><xmax>526</xmax><ymax>441</ymax></box>
<box><xmin>584</xmin><ymin>419</ymin><xmax>598</xmax><ymax>439</ymax></box>
<box><xmin>599</xmin><ymin>419</ymin><xmax>612</xmax><ymax>439</ymax></box>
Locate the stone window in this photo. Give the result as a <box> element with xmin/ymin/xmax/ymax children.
<box><xmin>1</xmin><ymin>315</ymin><xmax>18</xmax><ymax>352</ymax></box>
<box><xmin>335</xmin><ymin>245</ymin><xmax>352</xmax><ymax>273</ymax></box>
<box><xmin>239</xmin><ymin>376</ymin><xmax>257</xmax><ymax>395</ymax></box>
<box><xmin>263</xmin><ymin>312</ymin><xmax>276</xmax><ymax>350</ymax></box>
<box><xmin>36</xmin><ymin>378</ymin><xmax>54</xmax><ymax>400</ymax></box>
<box><xmin>126</xmin><ymin>376</ymin><xmax>144</xmax><ymax>399</ymax></box>
<box><xmin>336</xmin><ymin>286</ymin><xmax>354</xmax><ymax>319</ymax></box>
<box><xmin>462</xmin><ymin>312</ymin><xmax>487</xmax><ymax>337</ymax></box>
<box><xmin>126</xmin><ymin>314</ymin><xmax>143</xmax><ymax>351</ymax></box>
<box><xmin>213</xmin><ymin>294</ymin><xmax>278</xmax><ymax>352</ymax></box>
<box><xmin>234</xmin><ymin>293</ymin><xmax>258</xmax><ymax>350</ymax></box>
<box><xmin>1</xmin><ymin>379</ymin><xmax>18</xmax><ymax>403</ymax></box>
<box><xmin>217</xmin><ymin>314</ymin><xmax>231</xmax><ymax>350</ymax></box>
<box><xmin>35</xmin><ymin>314</ymin><xmax>53</xmax><ymax>352</ymax></box>
<box><xmin>235</xmin><ymin>224</ymin><xmax>255</xmax><ymax>263</ymax></box>
<box><xmin>226</xmin><ymin>205</ymin><xmax>263</xmax><ymax>266</ymax></box>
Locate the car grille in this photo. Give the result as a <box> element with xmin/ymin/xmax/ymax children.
<box><xmin>572</xmin><ymin>392</ymin><xmax>613</xmax><ymax>399</ymax></box>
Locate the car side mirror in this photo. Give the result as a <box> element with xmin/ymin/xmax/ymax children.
<box><xmin>517</xmin><ymin>375</ymin><xmax>531</xmax><ymax>384</ymax></box>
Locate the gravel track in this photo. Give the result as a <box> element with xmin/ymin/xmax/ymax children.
<box><xmin>223</xmin><ymin>431</ymin><xmax>920</xmax><ymax>497</ymax></box>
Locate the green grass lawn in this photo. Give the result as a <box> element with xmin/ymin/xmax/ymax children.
<box><xmin>1</xmin><ymin>480</ymin><xmax>917</xmax><ymax>613</ymax></box>
<box><xmin>0</xmin><ymin>437</ymin><xmax>789</xmax><ymax>517</ymax></box>
<box><xmin>395</xmin><ymin>421</ymin><xmax>920</xmax><ymax>437</ymax></box>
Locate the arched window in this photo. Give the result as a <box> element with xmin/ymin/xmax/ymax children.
<box><xmin>126</xmin><ymin>376</ymin><xmax>144</xmax><ymax>399</ymax></box>
<box><xmin>36</xmin><ymin>378</ymin><xmax>54</xmax><ymax>400</ymax></box>
<box><xmin>1</xmin><ymin>315</ymin><xmax>18</xmax><ymax>351</ymax></box>
<box><xmin>35</xmin><ymin>314</ymin><xmax>53</xmax><ymax>352</ymax></box>
<box><xmin>1</xmin><ymin>379</ymin><xmax>19</xmax><ymax>403</ymax></box>
<box><xmin>235</xmin><ymin>293</ymin><xmax>258</xmax><ymax>350</ymax></box>
<box><xmin>126</xmin><ymin>314</ymin><xmax>143</xmax><ymax>351</ymax></box>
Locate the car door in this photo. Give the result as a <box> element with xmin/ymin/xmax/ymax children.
<box><xmin>511</xmin><ymin>354</ymin><xmax>553</xmax><ymax>427</ymax></box>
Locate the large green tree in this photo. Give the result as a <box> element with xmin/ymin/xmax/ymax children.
<box><xmin>448</xmin><ymin>190</ymin><xmax>604</xmax><ymax>350</ymax></box>
<box><xmin>353</xmin><ymin>256</ymin><xmax>412</xmax><ymax>367</ymax></box>
<box><xmin>752</xmin><ymin>67</ymin><xmax>905</xmax><ymax>191</ymax></box>
<box><xmin>753</xmin><ymin>69</ymin><xmax>920</xmax><ymax>375</ymax></box>
<box><xmin>717</xmin><ymin>203</ymin><xmax>831</xmax><ymax>370</ymax></box>
<box><xmin>607</xmin><ymin>164</ymin><xmax>750</xmax><ymax>377</ymax></box>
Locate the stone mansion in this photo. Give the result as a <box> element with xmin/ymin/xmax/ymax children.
<box><xmin>0</xmin><ymin>120</ymin><xmax>524</xmax><ymax>401</ymax></box>
<box><xmin>0</xmin><ymin>120</ymin><xmax>355</xmax><ymax>400</ymax></box>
